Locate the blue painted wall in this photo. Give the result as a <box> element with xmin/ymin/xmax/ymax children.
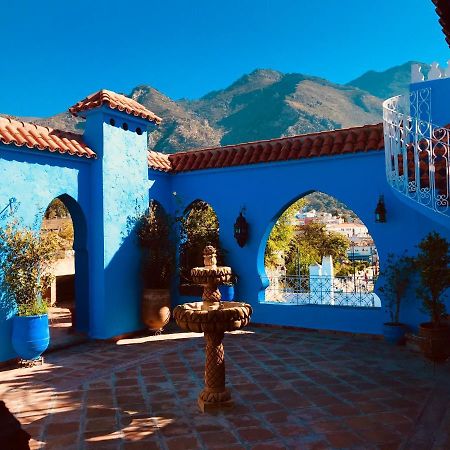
<box><xmin>410</xmin><ymin>77</ymin><xmax>450</xmax><ymax>127</ymax></box>
<box><xmin>83</xmin><ymin>107</ymin><xmax>152</xmax><ymax>338</ymax></box>
<box><xmin>153</xmin><ymin>150</ymin><xmax>450</xmax><ymax>336</ymax></box>
<box><xmin>0</xmin><ymin>146</ymin><xmax>91</xmax><ymax>362</ymax></box>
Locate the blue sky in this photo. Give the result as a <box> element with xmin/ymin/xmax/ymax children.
<box><xmin>0</xmin><ymin>0</ymin><xmax>448</xmax><ymax>117</ymax></box>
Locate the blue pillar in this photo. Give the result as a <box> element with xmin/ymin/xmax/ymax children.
<box><xmin>82</xmin><ymin>106</ymin><xmax>153</xmax><ymax>338</ymax></box>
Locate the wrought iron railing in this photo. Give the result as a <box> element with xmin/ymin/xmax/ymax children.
<box><xmin>261</xmin><ymin>275</ymin><xmax>380</xmax><ymax>308</ymax></box>
<box><xmin>383</xmin><ymin>90</ymin><xmax>449</xmax><ymax>217</ymax></box>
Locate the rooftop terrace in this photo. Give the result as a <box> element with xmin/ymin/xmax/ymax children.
<box><xmin>1</xmin><ymin>326</ymin><xmax>449</xmax><ymax>449</ymax></box>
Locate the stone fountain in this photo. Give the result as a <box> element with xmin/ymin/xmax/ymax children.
<box><xmin>173</xmin><ymin>246</ymin><xmax>252</xmax><ymax>412</ymax></box>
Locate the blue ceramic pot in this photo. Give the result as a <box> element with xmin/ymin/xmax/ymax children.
<box><xmin>12</xmin><ymin>315</ymin><xmax>50</xmax><ymax>360</ymax></box>
<box><xmin>218</xmin><ymin>285</ymin><xmax>235</xmax><ymax>301</ymax></box>
<box><xmin>383</xmin><ymin>322</ymin><xmax>407</xmax><ymax>345</ymax></box>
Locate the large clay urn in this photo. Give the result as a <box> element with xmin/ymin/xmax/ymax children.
<box><xmin>142</xmin><ymin>288</ymin><xmax>171</xmax><ymax>332</ymax></box>
<box><xmin>418</xmin><ymin>322</ymin><xmax>450</xmax><ymax>363</ymax></box>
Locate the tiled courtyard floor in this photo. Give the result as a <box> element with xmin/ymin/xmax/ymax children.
<box><xmin>1</xmin><ymin>325</ymin><xmax>450</xmax><ymax>450</ymax></box>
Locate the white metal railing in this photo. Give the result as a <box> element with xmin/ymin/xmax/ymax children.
<box><xmin>261</xmin><ymin>275</ymin><xmax>381</xmax><ymax>308</ymax></box>
<box><xmin>383</xmin><ymin>90</ymin><xmax>449</xmax><ymax>217</ymax></box>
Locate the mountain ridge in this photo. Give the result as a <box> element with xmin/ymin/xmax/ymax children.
<box><xmin>1</xmin><ymin>62</ymin><xmax>418</xmax><ymax>153</ymax></box>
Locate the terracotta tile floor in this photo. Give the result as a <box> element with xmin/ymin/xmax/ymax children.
<box><xmin>1</xmin><ymin>325</ymin><xmax>450</xmax><ymax>450</ymax></box>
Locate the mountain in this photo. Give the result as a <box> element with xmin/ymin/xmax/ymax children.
<box><xmin>181</xmin><ymin>69</ymin><xmax>381</xmax><ymax>146</ymax></box>
<box><xmin>1</xmin><ymin>63</ymin><xmax>416</xmax><ymax>153</ymax></box>
<box><xmin>346</xmin><ymin>61</ymin><xmax>429</xmax><ymax>100</ymax></box>
<box><xmin>130</xmin><ymin>86</ymin><xmax>222</xmax><ymax>152</ymax></box>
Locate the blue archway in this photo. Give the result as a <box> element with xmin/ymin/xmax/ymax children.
<box><xmin>47</xmin><ymin>194</ymin><xmax>90</xmax><ymax>334</ymax></box>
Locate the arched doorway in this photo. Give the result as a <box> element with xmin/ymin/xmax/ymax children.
<box><xmin>179</xmin><ymin>200</ymin><xmax>220</xmax><ymax>294</ymax></box>
<box><xmin>41</xmin><ymin>194</ymin><xmax>89</xmax><ymax>345</ymax></box>
<box><xmin>262</xmin><ymin>191</ymin><xmax>380</xmax><ymax>307</ymax></box>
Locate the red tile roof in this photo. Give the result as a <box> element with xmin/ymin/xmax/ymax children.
<box><xmin>148</xmin><ymin>150</ymin><xmax>171</xmax><ymax>172</ymax></box>
<box><xmin>69</xmin><ymin>90</ymin><xmax>162</xmax><ymax>125</ymax></box>
<box><xmin>0</xmin><ymin>116</ymin><xmax>96</xmax><ymax>159</ymax></box>
<box><xmin>433</xmin><ymin>0</ymin><xmax>450</xmax><ymax>47</ymax></box>
<box><xmin>150</xmin><ymin>124</ymin><xmax>384</xmax><ymax>173</ymax></box>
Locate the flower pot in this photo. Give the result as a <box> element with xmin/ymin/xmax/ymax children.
<box><xmin>218</xmin><ymin>285</ymin><xmax>235</xmax><ymax>301</ymax></box>
<box><xmin>383</xmin><ymin>322</ymin><xmax>407</xmax><ymax>345</ymax></box>
<box><xmin>12</xmin><ymin>315</ymin><xmax>50</xmax><ymax>360</ymax></box>
<box><xmin>418</xmin><ymin>322</ymin><xmax>450</xmax><ymax>363</ymax></box>
<box><xmin>142</xmin><ymin>288</ymin><xmax>171</xmax><ymax>331</ymax></box>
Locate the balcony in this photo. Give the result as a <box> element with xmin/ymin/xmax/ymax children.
<box><xmin>383</xmin><ymin>89</ymin><xmax>449</xmax><ymax>219</ymax></box>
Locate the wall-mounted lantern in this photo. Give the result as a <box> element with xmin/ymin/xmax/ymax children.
<box><xmin>234</xmin><ymin>211</ymin><xmax>249</xmax><ymax>247</ymax></box>
<box><xmin>375</xmin><ymin>195</ymin><xmax>386</xmax><ymax>223</ymax></box>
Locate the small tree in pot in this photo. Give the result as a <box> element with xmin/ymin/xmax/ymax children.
<box><xmin>415</xmin><ymin>232</ymin><xmax>450</xmax><ymax>362</ymax></box>
<box><xmin>0</xmin><ymin>220</ymin><xmax>58</xmax><ymax>360</ymax></box>
<box><xmin>137</xmin><ymin>201</ymin><xmax>175</xmax><ymax>331</ymax></box>
<box><xmin>378</xmin><ymin>252</ymin><xmax>413</xmax><ymax>344</ymax></box>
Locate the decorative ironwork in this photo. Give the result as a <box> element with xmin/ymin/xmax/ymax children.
<box><xmin>383</xmin><ymin>89</ymin><xmax>449</xmax><ymax>218</ymax></box>
<box><xmin>260</xmin><ymin>275</ymin><xmax>380</xmax><ymax>308</ymax></box>
<box><xmin>0</xmin><ymin>198</ymin><xmax>17</xmax><ymax>220</ymax></box>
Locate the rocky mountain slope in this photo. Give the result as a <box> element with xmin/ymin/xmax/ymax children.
<box><xmin>346</xmin><ymin>61</ymin><xmax>429</xmax><ymax>99</ymax></box>
<box><xmin>2</xmin><ymin>62</ymin><xmax>419</xmax><ymax>153</ymax></box>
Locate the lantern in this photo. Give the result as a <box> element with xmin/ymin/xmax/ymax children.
<box><xmin>234</xmin><ymin>212</ymin><xmax>249</xmax><ymax>247</ymax></box>
<box><xmin>375</xmin><ymin>195</ymin><xmax>386</xmax><ymax>223</ymax></box>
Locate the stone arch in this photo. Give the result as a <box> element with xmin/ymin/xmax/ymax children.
<box><xmin>257</xmin><ymin>190</ymin><xmax>380</xmax><ymax>307</ymax></box>
<box><xmin>42</xmin><ymin>194</ymin><xmax>90</xmax><ymax>334</ymax></box>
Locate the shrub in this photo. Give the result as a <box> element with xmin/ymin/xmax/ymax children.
<box><xmin>0</xmin><ymin>220</ymin><xmax>59</xmax><ymax>316</ymax></box>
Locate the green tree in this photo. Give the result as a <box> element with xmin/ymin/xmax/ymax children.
<box><xmin>287</xmin><ymin>222</ymin><xmax>350</xmax><ymax>276</ymax></box>
<box><xmin>179</xmin><ymin>201</ymin><xmax>220</xmax><ymax>283</ymax></box>
<box><xmin>265</xmin><ymin>199</ymin><xmax>306</xmax><ymax>270</ymax></box>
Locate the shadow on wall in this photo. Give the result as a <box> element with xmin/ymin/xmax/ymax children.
<box><xmin>96</xmin><ymin>213</ymin><xmax>143</xmax><ymax>337</ymax></box>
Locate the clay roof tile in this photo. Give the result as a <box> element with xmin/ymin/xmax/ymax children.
<box><xmin>165</xmin><ymin>123</ymin><xmax>383</xmax><ymax>173</ymax></box>
<box><xmin>69</xmin><ymin>89</ymin><xmax>162</xmax><ymax>125</ymax></box>
<box><xmin>0</xmin><ymin>116</ymin><xmax>96</xmax><ymax>159</ymax></box>
<box><xmin>240</xmin><ymin>147</ymin><xmax>253</xmax><ymax>165</ymax></box>
<box><xmin>331</xmin><ymin>133</ymin><xmax>345</xmax><ymax>154</ymax></box>
<box><xmin>299</xmin><ymin>137</ymin><xmax>319</xmax><ymax>158</ymax></box>
<box><xmin>148</xmin><ymin>151</ymin><xmax>171</xmax><ymax>172</ymax></box>
<box><xmin>287</xmin><ymin>139</ymin><xmax>302</xmax><ymax>159</ymax></box>
<box><xmin>216</xmin><ymin>149</ymin><xmax>230</xmax><ymax>167</ymax></box>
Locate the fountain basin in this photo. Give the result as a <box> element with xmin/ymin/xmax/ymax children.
<box><xmin>173</xmin><ymin>301</ymin><xmax>252</xmax><ymax>333</ymax></box>
<box><xmin>191</xmin><ymin>266</ymin><xmax>233</xmax><ymax>285</ymax></box>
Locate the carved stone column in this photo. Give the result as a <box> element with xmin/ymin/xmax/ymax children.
<box><xmin>198</xmin><ymin>331</ymin><xmax>233</xmax><ymax>412</ymax></box>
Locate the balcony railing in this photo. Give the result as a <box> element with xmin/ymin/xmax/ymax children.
<box><xmin>383</xmin><ymin>91</ymin><xmax>449</xmax><ymax>217</ymax></box>
<box><xmin>261</xmin><ymin>275</ymin><xmax>380</xmax><ymax>308</ymax></box>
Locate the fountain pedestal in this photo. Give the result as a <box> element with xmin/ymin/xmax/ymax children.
<box><xmin>199</xmin><ymin>331</ymin><xmax>231</xmax><ymax>411</ymax></box>
<box><xmin>173</xmin><ymin>246</ymin><xmax>252</xmax><ymax>412</ymax></box>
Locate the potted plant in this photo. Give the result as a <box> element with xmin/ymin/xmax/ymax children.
<box><xmin>415</xmin><ymin>232</ymin><xmax>450</xmax><ymax>362</ymax></box>
<box><xmin>137</xmin><ymin>201</ymin><xmax>175</xmax><ymax>332</ymax></box>
<box><xmin>378</xmin><ymin>252</ymin><xmax>413</xmax><ymax>344</ymax></box>
<box><xmin>218</xmin><ymin>274</ymin><xmax>237</xmax><ymax>301</ymax></box>
<box><xmin>0</xmin><ymin>219</ymin><xmax>58</xmax><ymax>360</ymax></box>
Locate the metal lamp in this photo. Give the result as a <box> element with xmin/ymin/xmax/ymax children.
<box><xmin>234</xmin><ymin>212</ymin><xmax>249</xmax><ymax>247</ymax></box>
<box><xmin>375</xmin><ymin>195</ymin><xmax>386</xmax><ymax>223</ymax></box>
